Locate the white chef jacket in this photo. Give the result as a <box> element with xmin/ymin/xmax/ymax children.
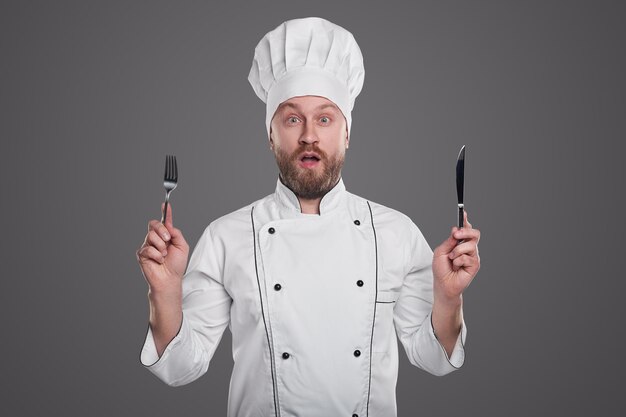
<box><xmin>140</xmin><ymin>177</ymin><xmax>467</xmax><ymax>417</ymax></box>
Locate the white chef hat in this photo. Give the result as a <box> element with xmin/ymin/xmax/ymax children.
<box><xmin>248</xmin><ymin>17</ymin><xmax>365</xmax><ymax>140</ymax></box>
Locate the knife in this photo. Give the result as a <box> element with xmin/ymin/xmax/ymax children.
<box><xmin>456</xmin><ymin>145</ymin><xmax>465</xmax><ymax>242</ymax></box>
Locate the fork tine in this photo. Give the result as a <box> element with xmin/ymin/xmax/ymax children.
<box><xmin>162</xmin><ymin>154</ymin><xmax>178</xmax><ymax>182</ymax></box>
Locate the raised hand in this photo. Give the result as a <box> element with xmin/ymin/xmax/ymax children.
<box><xmin>136</xmin><ymin>202</ymin><xmax>190</xmax><ymax>294</ymax></box>
<box><xmin>432</xmin><ymin>210</ymin><xmax>481</xmax><ymax>302</ymax></box>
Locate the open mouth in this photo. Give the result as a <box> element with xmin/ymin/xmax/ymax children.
<box><xmin>299</xmin><ymin>152</ymin><xmax>321</xmax><ymax>162</ymax></box>
<box><xmin>299</xmin><ymin>152</ymin><xmax>321</xmax><ymax>167</ymax></box>
<box><xmin>301</xmin><ymin>155</ymin><xmax>320</xmax><ymax>162</ymax></box>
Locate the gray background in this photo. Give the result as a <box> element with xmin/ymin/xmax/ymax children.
<box><xmin>2</xmin><ymin>0</ymin><xmax>624</xmax><ymax>415</ymax></box>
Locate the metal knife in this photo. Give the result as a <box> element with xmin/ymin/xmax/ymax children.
<box><xmin>456</xmin><ymin>145</ymin><xmax>465</xmax><ymax>237</ymax></box>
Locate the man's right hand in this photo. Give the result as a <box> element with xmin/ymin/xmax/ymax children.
<box><xmin>136</xmin><ymin>202</ymin><xmax>190</xmax><ymax>294</ymax></box>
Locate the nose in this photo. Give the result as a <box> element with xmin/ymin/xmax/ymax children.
<box><xmin>298</xmin><ymin>121</ymin><xmax>319</xmax><ymax>145</ymax></box>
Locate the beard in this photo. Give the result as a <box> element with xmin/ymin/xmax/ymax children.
<box><xmin>274</xmin><ymin>144</ymin><xmax>345</xmax><ymax>200</ymax></box>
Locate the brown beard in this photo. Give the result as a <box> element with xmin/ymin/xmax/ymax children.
<box><xmin>274</xmin><ymin>144</ymin><xmax>344</xmax><ymax>200</ymax></box>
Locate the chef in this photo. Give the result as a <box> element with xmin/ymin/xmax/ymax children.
<box><xmin>136</xmin><ymin>17</ymin><xmax>481</xmax><ymax>417</ymax></box>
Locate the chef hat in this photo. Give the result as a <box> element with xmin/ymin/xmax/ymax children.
<box><xmin>248</xmin><ymin>17</ymin><xmax>365</xmax><ymax>140</ymax></box>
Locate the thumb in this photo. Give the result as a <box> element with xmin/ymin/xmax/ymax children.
<box><xmin>434</xmin><ymin>227</ymin><xmax>460</xmax><ymax>256</ymax></box>
<box><xmin>161</xmin><ymin>201</ymin><xmax>174</xmax><ymax>229</ymax></box>
<box><xmin>161</xmin><ymin>202</ymin><xmax>186</xmax><ymax>247</ymax></box>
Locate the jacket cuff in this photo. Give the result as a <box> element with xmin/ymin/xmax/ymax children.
<box><xmin>429</xmin><ymin>311</ymin><xmax>467</xmax><ymax>369</ymax></box>
<box><xmin>140</xmin><ymin>314</ymin><xmax>186</xmax><ymax>368</ymax></box>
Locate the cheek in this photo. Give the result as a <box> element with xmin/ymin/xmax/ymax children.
<box><xmin>274</xmin><ymin>127</ymin><xmax>302</xmax><ymax>147</ymax></box>
<box><xmin>281</xmin><ymin>141</ymin><xmax>300</xmax><ymax>155</ymax></box>
<box><xmin>331</xmin><ymin>130</ymin><xmax>348</xmax><ymax>153</ymax></box>
<box><xmin>324</xmin><ymin>143</ymin><xmax>346</xmax><ymax>161</ymax></box>
<box><xmin>274</xmin><ymin>141</ymin><xmax>298</xmax><ymax>159</ymax></box>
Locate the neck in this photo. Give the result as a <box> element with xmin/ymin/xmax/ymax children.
<box><xmin>297</xmin><ymin>197</ymin><xmax>322</xmax><ymax>215</ymax></box>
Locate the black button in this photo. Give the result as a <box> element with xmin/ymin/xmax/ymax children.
<box><xmin>354</xmin><ymin>220</ymin><xmax>360</xmax><ymax>226</ymax></box>
<box><xmin>274</xmin><ymin>283</ymin><xmax>282</xmax><ymax>291</ymax></box>
<box><xmin>282</xmin><ymin>352</ymin><xmax>290</xmax><ymax>359</ymax></box>
<box><xmin>269</xmin><ymin>227</ymin><xmax>275</xmax><ymax>234</ymax></box>
<box><xmin>353</xmin><ymin>414</ymin><xmax>359</xmax><ymax>417</ymax></box>
<box><xmin>356</xmin><ymin>280</ymin><xmax>364</xmax><ymax>287</ymax></box>
<box><xmin>353</xmin><ymin>349</ymin><xmax>361</xmax><ymax>357</ymax></box>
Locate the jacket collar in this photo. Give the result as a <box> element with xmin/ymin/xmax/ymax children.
<box><xmin>274</xmin><ymin>176</ymin><xmax>346</xmax><ymax>216</ymax></box>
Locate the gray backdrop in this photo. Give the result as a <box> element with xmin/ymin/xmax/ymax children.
<box><xmin>2</xmin><ymin>0</ymin><xmax>624</xmax><ymax>415</ymax></box>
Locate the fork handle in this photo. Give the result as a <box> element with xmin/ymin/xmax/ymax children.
<box><xmin>161</xmin><ymin>193</ymin><xmax>170</xmax><ymax>224</ymax></box>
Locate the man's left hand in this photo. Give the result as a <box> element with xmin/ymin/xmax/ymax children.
<box><xmin>432</xmin><ymin>210</ymin><xmax>481</xmax><ymax>302</ymax></box>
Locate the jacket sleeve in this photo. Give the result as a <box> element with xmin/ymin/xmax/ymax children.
<box><xmin>139</xmin><ymin>223</ymin><xmax>232</xmax><ymax>386</ymax></box>
<box><xmin>393</xmin><ymin>220</ymin><xmax>467</xmax><ymax>376</ymax></box>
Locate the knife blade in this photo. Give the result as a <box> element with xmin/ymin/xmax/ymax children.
<box><xmin>456</xmin><ymin>145</ymin><xmax>465</xmax><ymax>234</ymax></box>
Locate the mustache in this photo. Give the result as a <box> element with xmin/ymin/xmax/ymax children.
<box><xmin>290</xmin><ymin>144</ymin><xmax>328</xmax><ymax>160</ymax></box>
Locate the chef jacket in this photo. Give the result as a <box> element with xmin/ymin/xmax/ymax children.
<box><xmin>140</xmin><ymin>177</ymin><xmax>467</xmax><ymax>417</ymax></box>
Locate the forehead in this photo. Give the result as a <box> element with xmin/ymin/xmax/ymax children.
<box><xmin>276</xmin><ymin>95</ymin><xmax>341</xmax><ymax>113</ymax></box>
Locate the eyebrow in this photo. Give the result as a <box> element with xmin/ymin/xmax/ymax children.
<box><xmin>277</xmin><ymin>102</ymin><xmax>339</xmax><ymax>113</ymax></box>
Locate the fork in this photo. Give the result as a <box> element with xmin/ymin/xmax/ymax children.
<box><xmin>161</xmin><ymin>155</ymin><xmax>178</xmax><ymax>224</ymax></box>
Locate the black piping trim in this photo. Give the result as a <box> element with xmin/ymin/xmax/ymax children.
<box><xmin>375</xmin><ymin>301</ymin><xmax>396</xmax><ymax>304</ymax></box>
<box><xmin>251</xmin><ymin>206</ymin><xmax>280</xmax><ymax>416</ymax></box>
<box><xmin>365</xmin><ymin>201</ymin><xmax>378</xmax><ymax>417</ymax></box>
<box><xmin>430</xmin><ymin>313</ymin><xmax>464</xmax><ymax>370</ymax></box>
<box><xmin>139</xmin><ymin>312</ymin><xmax>185</xmax><ymax>368</ymax></box>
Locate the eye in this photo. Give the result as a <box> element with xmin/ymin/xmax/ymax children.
<box><xmin>287</xmin><ymin>116</ymin><xmax>300</xmax><ymax>124</ymax></box>
<box><xmin>320</xmin><ymin>116</ymin><xmax>330</xmax><ymax>123</ymax></box>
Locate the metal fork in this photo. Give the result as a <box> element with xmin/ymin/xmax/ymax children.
<box><xmin>161</xmin><ymin>155</ymin><xmax>178</xmax><ymax>224</ymax></box>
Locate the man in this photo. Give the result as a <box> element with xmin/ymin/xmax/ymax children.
<box><xmin>136</xmin><ymin>17</ymin><xmax>481</xmax><ymax>417</ymax></box>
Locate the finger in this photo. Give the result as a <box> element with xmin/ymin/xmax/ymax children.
<box><xmin>149</xmin><ymin>219</ymin><xmax>172</xmax><ymax>243</ymax></box>
<box><xmin>434</xmin><ymin>226</ymin><xmax>461</xmax><ymax>257</ymax></box>
<box><xmin>146</xmin><ymin>230</ymin><xmax>168</xmax><ymax>256</ymax></box>
<box><xmin>162</xmin><ymin>202</ymin><xmax>174</xmax><ymax>229</ymax></box>
<box><xmin>463</xmin><ymin>210</ymin><xmax>472</xmax><ymax>229</ymax></box>
<box><xmin>453</xmin><ymin>254</ymin><xmax>476</xmax><ymax>269</ymax></box>
<box><xmin>453</xmin><ymin>227</ymin><xmax>480</xmax><ymax>242</ymax></box>
<box><xmin>137</xmin><ymin>245</ymin><xmax>166</xmax><ymax>264</ymax></box>
<box><xmin>448</xmin><ymin>240</ymin><xmax>477</xmax><ymax>259</ymax></box>
<box><xmin>158</xmin><ymin>206</ymin><xmax>187</xmax><ymax>250</ymax></box>
<box><xmin>167</xmin><ymin>225</ymin><xmax>188</xmax><ymax>250</ymax></box>
<box><xmin>160</xmin><ymin>203</ymin><xmax>187</xmax><ymax>249</ymax></box>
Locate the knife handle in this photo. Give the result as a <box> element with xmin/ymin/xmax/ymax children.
<box><xmin>457</xmin><ymin>206</ymin><xmax>465</xmax><ymax>245</ymax></box>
